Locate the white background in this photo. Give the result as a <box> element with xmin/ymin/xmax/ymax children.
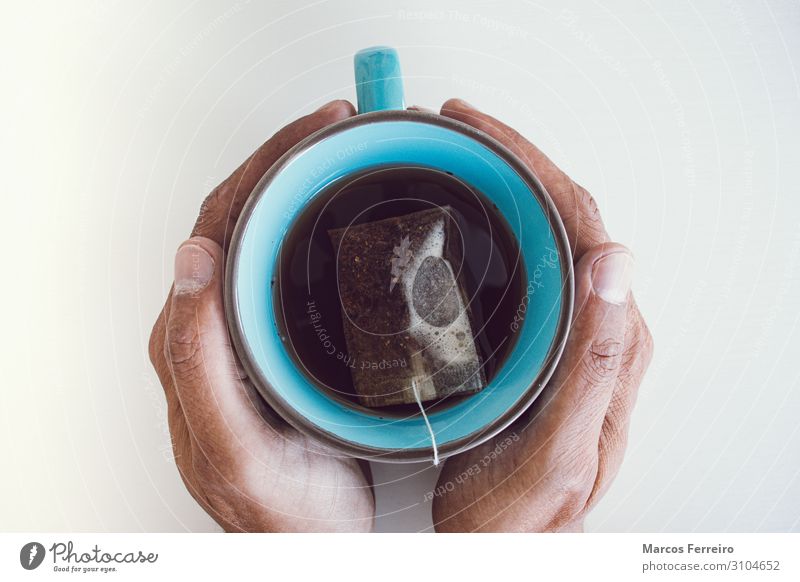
<box><xmin>1</xmin><ymin>0</ymin><xmax>798</xmax><ymax>532</ymax></box>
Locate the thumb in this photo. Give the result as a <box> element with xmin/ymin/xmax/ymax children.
<box><xmin>535</xmin><ymin>243</ymin><xmax>633</xmax><ymax>452</ymax></box>
<box><xmin>165</xmin><ymin>237</ymin><xmax>278</xmax><ymax>464</ymax></box>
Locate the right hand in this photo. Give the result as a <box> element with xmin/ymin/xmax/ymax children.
<box><xmin>431</xmin><ymin>99</ymin><xmax>654</xmax><ymax>532</ymax></box>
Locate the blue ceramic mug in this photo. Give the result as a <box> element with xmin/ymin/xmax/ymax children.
<box><xmin>225</xmin><ymin>47</ymin><xmax>573</xmax><ymax>463</ymax></box>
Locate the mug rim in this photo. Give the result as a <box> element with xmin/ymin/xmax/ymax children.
<box><xmin>224</xmin><ymin>109</ymin><xmax>574</xmax><ymax>462</ymax></box>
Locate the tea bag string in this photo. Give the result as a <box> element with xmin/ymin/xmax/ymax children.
<box><xmin>411</xmin><ymin>379</ymin><xmax>439</xmax><ymax>466</ymax></box>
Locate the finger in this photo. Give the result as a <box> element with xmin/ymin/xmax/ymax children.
<box><xmin>192</xmin><ymin>100</ymin><xmax>357</xmax><ymax>248</ymax></box>
<box><xmin>439</xmin><ymin>98</ymin><xmax>609</xmax><ymax>260</ymax></box>
<box><xmin>164</xmin><ymin>236</ymin><xmax>282</xmax><ymax>469</ymax></box>
<box><xmin>534</xmin><ymin>243</ymin><xmax>633</xmax><ymax>460</ymax></box>
<box><xmin>149</xmin><ymin>296</ymin><xmax>206</xmax><ymax>490</ymax></box>
<box><xmin>590</xmin><ymin>301</ymin><xmax>653</xmax><ymax>503</ymax></box>
<box><xmin>148</xmin><ymin>306</ymin><xmax>172</xmax><ymax>395</ymax></box>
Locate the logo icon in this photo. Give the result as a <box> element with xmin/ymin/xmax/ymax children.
<box><xmin>20</xmin><ymin>542</ymin><xmax>46</xmax><ymax>570</ymax></box>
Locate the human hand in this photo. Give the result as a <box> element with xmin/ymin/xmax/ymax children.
<box><xmin>148</xmin><ymin>101</ymin><xmax>375</xmax><ymax>532</ymax></box>
<box><xmin>431</xmin><ymin>99</ymin><xmax>654</xmax><ymax>532</ymax></box>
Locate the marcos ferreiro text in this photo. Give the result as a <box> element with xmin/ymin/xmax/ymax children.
<box><xmin>643</xmin><ymin>543</ymin><xmax>734</xmax><ymax>554</ymax></box>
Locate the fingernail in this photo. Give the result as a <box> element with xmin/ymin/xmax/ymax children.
<box><xmin>408</xmin><ymin>104</ymin><xmax>436</xmax><ymax>113</ymax></box>
<box><xmin>591</xmin><ymin>251</ymin><xmax>633</xmax><ymax>305</ymax></box>
<box><xmin>174</xmin><ymin>243</ymin><xmax>214</xmax><ymax>295</ymax></box>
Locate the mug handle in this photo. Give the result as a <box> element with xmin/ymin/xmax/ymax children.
<box><xmin>354</xmin><ymin>46</ymin><xmax>405</xmax><ymax>114</ymax></box>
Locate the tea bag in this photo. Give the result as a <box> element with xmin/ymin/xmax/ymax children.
<box><xmin>329</xmin><ymin>206</ymin><xmax>486</xmax><ymax>408</ymax></box>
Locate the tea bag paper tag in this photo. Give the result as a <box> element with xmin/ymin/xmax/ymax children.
<box><xmin>411</xmin><ymin>379</ymin><xmax>439</xmax><ymax>466</ymax></box>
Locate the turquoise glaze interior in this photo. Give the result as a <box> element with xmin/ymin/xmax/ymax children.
<box><xmin>235</xmin><ymin>119</ymin><xmax>564</xmax><ymax>451</ymax></box>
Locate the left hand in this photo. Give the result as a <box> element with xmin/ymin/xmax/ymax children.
<box><xmin>148</xmin><ymin>100</ymin><xmax>375</xmax><ymax>532</ymax></box>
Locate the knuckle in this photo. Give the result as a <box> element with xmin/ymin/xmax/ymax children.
<box><xmin>615</xmin><ymin>313</ymin><xmax>654</xmax><ymax>392</ymax></box>
<box><xmin>573</xmin><ymin>183</ymin><xmax>605</xmax><ymax>235</ymax></box>
<box><xmin>165</xmin><ymin>318</ymin><xmax>206</xmax><ymax>382</ymax></box>
<box><xmin>560</xmin><ymin>470</ymin><xmax>595</xmax><ymax>507</ymax></box>
<box><xmin>552</xmin><ymin>182</ymin><xmax>608</xmax><ymax>257</ymax></box>
<box><xmin>193</xmin><ymin>183</ymin><xmax>228</xmax><ymax>233</ymax></box>
<box><xmin>148</xmin><ymin>312</ymin><xmax>165</xmax><ymax>367</ymax></box>
<box><xmin>583</xmin><ymin>338</ymin><xmax>624</xmax><ymax>384</ymax></box>
<box><xmin>626</xmin><ymin>315</ymin><xmax>655</xmax><ymax>369</ymax></box>
<box><xmin>575</xmin><ymin>183</ymin><xmax>599</xmax><ymax>217</ymax></box>
<box><xmin>539</xmin><ymin>459</ymin><xmax>595</xmax><ymax>523</ymax></box>
<box><xmin>640</xmin><ymin>320</ymin><xmax>655</xmax><ymax>360</ymax></box>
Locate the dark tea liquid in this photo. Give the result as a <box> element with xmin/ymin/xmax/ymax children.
<box><xmin>274</xmin><ymin>165</ymin><xmax>526</xmax><ymax>415</ymax></box>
